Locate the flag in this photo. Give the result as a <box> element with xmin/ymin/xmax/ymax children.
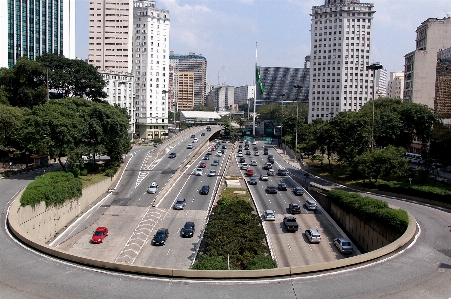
<box><xmin>256</xmin><ymin>67</ymin><xmax>264</xmax><ymax>95</ymax></box>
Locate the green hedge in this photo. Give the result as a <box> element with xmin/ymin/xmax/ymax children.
<box><xmin>20</xmin><ymin>171</ymin><xmax>82</xmax><ymax>207</ymax></box>
<box><xmin>192</xmin><ymin>195</ymin><xmax>276</xmax><ymax>270</ymax></box>
<box><xmin>328</xmin><ymin>189</ymin><xmax>409</xmax><ymax>234</ymax></box>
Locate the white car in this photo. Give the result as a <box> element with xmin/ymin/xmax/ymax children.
<box><xmin>250</xmin><ymin>160</ymin><xmax>258</xmax><ymax>166</ymax></box>
<box><xmin>147</xmin><ymin>184</ymin><xmax>159</xmax><ymax>194</ymax></box>
<box><xmin>252</xmin><ymin>141</ymin><xmax>258</xmax><ymax>145</ymax></box>
<box><xmin>187</xmin><ymin>144</ymin><xmax>193</xmax><ymax>149</ymax></box>
<box><xmin>264</xmin><ymin>210</ymin><xmax>275</xmax><ymax>221</ymax></box>
<box><xmin>193</xmin><ymin>138</ymin><xmax>199</xmax><ymax>143</ymax></box>
<box><xmin>240</xmin><ymin>163</ymin><xmax>249</xmax><ymax>170</ymax></box>
<box><xmin>195</xmin><ymin>168</ymin><xmax>203</xmax><ymax>176</ymax></box>
<box><xmin>216</xmin><ymin>152</ymin><xmax>223</xmax><ymax>157</ymax></box>
<box><xmin>260</xmin><ymin>174</ymin><xmax>269</xmax><ymax>181</ymax></box>
<box><xmin>237</xmin><ymin>152</ymin><xmax>243</xmax><ymax>157</ymax></box>
<box><xmin>208</xmin><ymin>170</ymin><xmax>217</xmax><ymax>177</ymax></box>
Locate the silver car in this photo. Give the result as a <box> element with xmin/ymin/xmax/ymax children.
<box><xmin>264</xmin><ymin>210</ymin><xmax>275</xmax><ymax>221</ymax></box>
<box><xmin>173</xmin><ymin>198</ymin><xmax>186</xmax><ymax>210</ymax></box>
<box><xmin>260</xmin><ymin>174</ymin><xmax>269</xmax><ymax>181</ymax></box>
<box><xmin>195</xmin><ymin>168</ymin><xmax>203</xmax><ymax>176</ymax></box>
<box><xmin>147</xmin><ymin>184</ymin><xmax>159</xmax><ymax>194</ymax></box>
<box><xmin>208</xmin><ymin>170</ymin><xmax>217</xmax><ymax>177</ymax></box>
<box><xmin>306</xmin><ymin>199</ymin><xmax>317</xmax><ymax>210</ymax></box>
<box><xmin>305</xmin><ymin>229</ymin><xmax>321</xmax><ymax>243</ymax></box>
<box><xmin>334</xmin><ymin>237</ymin><xmax>353</xmax><ymax>254</ymax></box>
<box><xmin>250</xmin><ymin>160</ymin><xmax>258</xmax><ymax>166</ymax></box>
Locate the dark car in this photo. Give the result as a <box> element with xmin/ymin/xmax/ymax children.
<box><xmin>278</xmin><ymin>182</ymin><xmax>288</xmax><ymax>191</ymax></box>
<box><xmin>294</xmin><ymin>187</ymin><xmax>304</xmax><ymax>196</ymax></box>
<box><xmin>267</xmin><ymin>157</ymin><xmax>275</xmax><ymax>164</ymax></box>
<box><xmin>152</xmin><ymin>228</ymin><xmax>169</xmax><ymax>246</ymax></box>
<box><xmin>168</xmin><ymin>152</ymin><xmax>177</xmax><ymax>158</ymax></box>
<box><xmin>203</xmin><ymin>155</ymin><xmax>210</xmax><ymax>160</ymax></box>
<box><xmin>173</xmin><ymin>198</ymin><xmax>186</xmax><ymax>210</ymax></box>
<box><xmin>212</xmin><ymin>160</ymin><xmax>219</xmax><ymax>166</ymax></box>
<box><xmin>249</xmin><ymin>177</ymin><xmax>258</xmax><ymax>185</ymax></box>
<box><xmin>201</xmin><ymin>132</ymin><xmax>206</xmax><ymax>136</ymax></box>
<box><xmin>263</xmin><ymin>162</ymin><xmax>272</xmax><ymax>170</ymax></box>
<box><xmin>222</xmin><ymin>145</ymin><xmax>227</xmax><ymax>149</ymax></box>
<box><xmin>239</xmin><ymin>157</ymin><xmax>246</xmax><ymax>163</ymax></box>
<box><xmin>181</xmin><ymin>222</ymin><xmax>195</xmax><ymax>238</ymax></box>
<box><xmin>199</xmin><ymin>162</ymin><xmax>207</xmax><ymax>168</ymax></box>
<box><xmin>267</xmin><ymin>185</ymin><xmax>278</xmax><ymax>194</ymax></box>
<box><xmin>246</xmin><ymin>150</ymin><xmax>251</xmax><ymax>155</ymax></box>
<box><xmin>278</xmin><ymin>168</ymin><xmax>288</xmax><ymax>176</ymax></box>
<box><xmin>91</xmin><ymin>227</ymin><xmax>108</xmax><ymax>244</ymax></box>
<box><xmin>289</xmin><ymin>202</ymin><xmax>301</xmax><ymax>214</ymax></box>
<box><xmin>200</xmin><ymin>185</ymin><xmax>210</xmax><ymax>195</ymax></box>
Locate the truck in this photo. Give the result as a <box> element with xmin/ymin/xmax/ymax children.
<box><xmin>283</xmin><ymin>216</ymin><xmax>299</xmax><ymax>232</ymax></box>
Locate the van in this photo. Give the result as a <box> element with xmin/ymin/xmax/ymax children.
<box><xmin>306</xmin><ymin>199</ymin><xmax>317</xmax><ymax>210</ymax></box>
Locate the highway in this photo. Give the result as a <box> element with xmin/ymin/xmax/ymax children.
<box><xmin>1</xmin><ymin>131</ymin><xmax>450</xmax><ymax>298</ymax></box>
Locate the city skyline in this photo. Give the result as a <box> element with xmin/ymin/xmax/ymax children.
<box><xmin>75</xmin><ymin>0</ymin><xmax>451</xmax><ymax>87</ymax></box>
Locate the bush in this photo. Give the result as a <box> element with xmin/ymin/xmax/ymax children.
<box><xmin>80</xmin><ymin>168</ymin><xmax>88</xmax><ymax>176</ymax></box>
<box><xmin>328</xmin><ymin>189</ymin><xmax>409</xmax><ymax>234</ymax></box>
<box><xmin>20</xmin><ymin>171</ymin><xmax>82</xmax><ymax>207</ymax></box>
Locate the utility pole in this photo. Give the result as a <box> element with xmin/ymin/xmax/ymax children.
<box><xmin>366</xmin><ymin>63</ymin><xmax>383</xmax><ymax>151</ymax></box>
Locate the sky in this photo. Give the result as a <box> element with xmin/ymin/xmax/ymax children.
<box><xmin>75</xmin><ymin>0</ymin><xmax>451</xmax><ymax>87</ymax></box>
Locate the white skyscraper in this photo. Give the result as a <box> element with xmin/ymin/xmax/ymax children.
<box><xmin>133</xmin><ymin>0</ymin><xmax>170</xmax><ymax>140</ymax></box>
<box><xmin>387</xmin><ymin>71</ymin><xmax>404</xmax><ymax>99</ymax></box>
<box><xmin>375</xmin><ymin>67</ymin><xmax>387</xmax><ymax>98</ymax></box>
<box><xmin>309</xmin><ymin>0</ymin><xmax>375</xmax><ymax>123</ymax></box>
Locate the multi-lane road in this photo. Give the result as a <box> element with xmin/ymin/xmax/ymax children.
<box><xmin>1</xmin><ymin>127</ymin><xmax>450</xmax><ymax>298</ymax></box>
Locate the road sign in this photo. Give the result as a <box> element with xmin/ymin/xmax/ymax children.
<box><xmin>263</xmin><ymin>137</ymin><xmax>272</xmax><ymax>142</ymax></box>
<box><xmin>243</xmin><ymin>136</ymin><xmax>254</xmax><ymax>141</ymax></box>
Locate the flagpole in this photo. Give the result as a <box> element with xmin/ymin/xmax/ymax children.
<box><xmin>253</xmin><ymin>42</ymin><xmax>257</xmax><ymax>136</ymax></box>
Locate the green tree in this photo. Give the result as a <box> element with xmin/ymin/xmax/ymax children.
<box><xmin>311</xmin><ymin>119</ymin><xmax>338</xmax><ymax>172</ymax></box>
<box><xmin>0</xmin><ymin>104</ymin><xmax>27</xmax><ymax>152</ymax></box>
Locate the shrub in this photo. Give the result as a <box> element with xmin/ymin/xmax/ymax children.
<box><xmin>80</xmin><ymin>168</ymin><xmax>88</xmax><ymax>176</ymax></box>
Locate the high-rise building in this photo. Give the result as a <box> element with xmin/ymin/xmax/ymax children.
<box><xmin>308</xmin><ymin>0</ymin><xmax>375</xmax><ymax>123</ymax></box>
<box><xmin>404</xmin><ymin>17</ymin><xmax>451</xmax><ymax>109</ymax></box>
<box><xmin>88</xmin><ymin>0</ymin><xmax>133</xmax><ymax>73</ymax></box>
<box><xmin>169</xmin><ymin>52</ymin><xmax>207</xmax><ymax>111</ymax></box>
<box><xmin>234</xmin><ymin>85</ymin><xmax>255</xmax><ymax>106</ymax></box>
<box><xmin>375</xmin><ymin>67</ymin><xmax>387</xmax><ymax>98</ymax></box>
<box><xmin>387</xmin><ymin>71</ymin><xmax>404</xmax><ymax>99</ymax></box>
<box><xmin>435</xmin><ymin>48</ymin><xmax>451</xmax><ymax>119</ymax></box>
<box><xmin>211</xmin><ymin>85</ymin><xmax>235</xmax><ymax>111</ymax></box>
<box><xmin>1</xmin><ymin>0</ymin><xmax>75</xmax><ymax>68</ymax></box>
<box><xmin>133</xmin><ymin>0</ymin><xmax>170</xmax><ymax>140</ymax></box>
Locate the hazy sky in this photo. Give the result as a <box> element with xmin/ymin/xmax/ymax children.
<box><xmin>75</xmin><ymin>0</ymin><xmax>451</xmax><ymax>87</ymax></box>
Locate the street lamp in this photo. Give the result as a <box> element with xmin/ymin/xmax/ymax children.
<box><xmin>162</xmin><ymin>90</ymin><xmax>172</xmax><ymax>129</ymax></box>
<box><xmin>278</xmin><ymin>93</ymin><xmax>286</xmax><ymax>153</ymax></box>
<box><xmin>293</xmin><ymin>85</ymin><xmax>304</xmax><ymax>160</ymax></box>
<box><xmin>366</xmin><ymin>62</ymin><xmax>383</xmax><ymax>151</ymax></box>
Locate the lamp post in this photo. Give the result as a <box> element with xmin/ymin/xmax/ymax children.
<box><xmin>366</xmin><ymin>63</ymin><xmax>383</xmax><ymax>151</ymax></box>
<box><xmin>278</xmin><ymin>93</ymin><xmax>286</xmax><ymax>153</ymax></box>
<box><xmin>162</xmin><ymin>90</ymin><xmax>172</xmax><ymax>129</ymax></box>
<box><xmin>293</xmin><ymin>85</ymin><xmax>303</xmax><ymax>160</ymax></box>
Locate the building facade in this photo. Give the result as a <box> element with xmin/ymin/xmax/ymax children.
<box><xmin>375</xmin><ymin>67</ymin><xmax>387</xmax><ymax>98</ymax></box>
<box><xmin>1</xmin><ymin>0</ymin><xmax>75</xmax><ymax>68</ymax></box>
<box><xmin>387</xmin><ymin>71</ymin><xmax>404</xmax><ymax>99</ymax></box>
<box><xmin>404</xmin><ymin>17</ymin><xmax>451</xmax><ymax>109</ymax></box>
<box><xmin>211</xmin><ymin>85</ymin><xmax>235</xmax><ymax>111</ymax></box>
<box><xmin>308</xmin><ymin>0</ymin><xmax>375</xmax><ymax>123</ymax></box>
<box><xmin>133</xmin><ymin>0</ymin><xmax>170</xmax><ymax>140</ymax></box>
<box><xmin>234</xmin><ymin>85</ymin><xmax>255</xmax><ymax>106</ymax></box>
<box><xmin>169</xmin><ymin>52</ymin><xmax>207</xmax><ymax>111</ymax></box>
<box><xmin>435</xmin><ymin>48</ymin><xmax>451</xmax><ymax>119</ymax></box>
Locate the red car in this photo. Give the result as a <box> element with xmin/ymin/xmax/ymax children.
<box><xmin>199</xmin><ymin>162</ymin><xmax>207</xmax><ymax>168</ymax></box>
<box><xmin>211</xmin><ymin>147</ymin><xmax>216</xmax><ymax>151</ymax></box>
<box><xmin>91</xmin><ymin>227</ymin><xmax>108</xmax><ymax>244</ymax></box>
<box><xmin>246</xmin><ymin>169</ymin><xmax>254</xmax><ymax>176</ymax></box>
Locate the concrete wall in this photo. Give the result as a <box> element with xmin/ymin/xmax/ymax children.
<box><xmin>13</xmin><ymin>171</ymin><xmax>121</xmax><ymax>244</ymax></box>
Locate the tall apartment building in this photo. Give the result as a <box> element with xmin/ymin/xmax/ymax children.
<box><xmin>234</xmin><ymin>85</ymin><xmax>255</xmax><ymax>106</ymax></box>
<box><xmin>435</xmin><ymin>48</ymin><xmax>451</xmax><ymax>119</ymax></box>
<box><xmin>133</xmin><ymin>0</ymin><xmax>170</xmax><ymax>140</ymax></box>
<box><xmin>169</xmin><ymin>52</ymin><xmax>207</xmax><ymax>111</ymax></box>
<box><xmin>211</xmin><ymin>85</ymin><xmax>235</xmax><ymax>111</ymax></box>
<box><xmin>1</xmin><ymin>0</ymin><xmax>75</xmax><ymax>68</ymax></box>
<box><xmin>88</xmin><ymin>0</ymin><xmax>133</xmax><ymax>72</ymax></box>
<box><xmin>387</xmin><ymin>71</ymin><xmax>404</xmax><ymax>99</ymax></box>
<box><xmin>375</xmin><ymin>67</ymin><xmax>387</xmax><ymax>98</ymax></box>
<box><xmin>404</xmin><ymin>17</ymin><xmax>451</xmax><ymax>109</ymax></box>
<box><xmin>309</xmin><ymin>0</ymin><xmax>375</xmax><ymax>123</ymax></box>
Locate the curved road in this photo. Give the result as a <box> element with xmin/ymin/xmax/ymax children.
<box><xmin>1</xmin><ymin>145</ymin><xmax>450</xmax><ymax>298</ymax></box>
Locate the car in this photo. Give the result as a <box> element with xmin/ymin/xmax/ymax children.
<box><xmin>147</xmin><ymin>183</ymin><xmax>159</xmax><ymax>194</ymax></box>
<box><xmin>187</xmin><ymin>144</ymin><xmax>193</xmax><ymax>149</ymax></box>
<box><xmin>206</xmin><ymin>150</ymin><xmax>212</xmax><ymax>155</ymax></box>
<box><xmin>283</xmin><ymin>216</ymin><xmax>299</xmax><ymax>232</ymax></box>
<box><xmin>249</xmin><ymin>177</ymin><xmax>258</xmax><ymax>185</ymax></box>
<box><xmin>199</xmin><ymin>162</ymin><xmax>207</xmax><ymax>168</ymax></box>
<box><xmin>206</xmin><ymin>126</ymin><xmax>211</xmax><ymax>131</ymax></box>
<box><xmin>191</xmin><ymin>134</ymin><xmax>195</xmax><ymax>138</ymax></box>
<box><xmin>252</xmin><ymin>141</ymin><xmax>257</xmax><ymax>145</ymax></box>
<box><xmin>334</xmin><ymin>237</ymin><xmax>353</xmax><ymax>254</ymax></box>
<box><xmin>91</xmin><ymin>227</ymin><xmax>108</xmax><ymax>244</ymax></box>
<box><xmin>250</xmin><ymin>160</ymin><xmax>258</xmax><ymax>166</ymax></box>
<box><xmin>254</xmin><ymin>151</ymin><xmax>260</xmax><ymax>156</ymax></box>
<box><xmin>294</xmin><ymin>186</ymin><xmax>304</xmax><ymax>196</ymax></box>
<box><xmin>278</xmin><ymin>181</ymin><xmax>288</xmax><ymax>191</ymax></box>
<box><xmin>211</xmin><ymin>147</ymin><xmax>216</xmax><ymax>151</ymax></box>
<box><xmin>268</xmin><ymin>154</ymin><xmax>274</xmax><ymax>159</ymax></box>
<box><xmin>263</xmin><ymin>162</ymin><xmax>272</xmax><ymax>170</ymax></box>
<box><xmin>211</xmin><ymin>160</ymin><xmax>219</xmax><ymax>166</ymax></box>
<box><xmin>173</xmin><ymin>198</ymin><xmax>186</xmax><ymax>210</ymax></box>
<box><xmin>219</xmin><ymin>149</ymin><xmax>225</xmax><ymax>154</ymax></box>
<box><xmin>289</xmin><ymin>202</ymin><xmax>301</xmax><ymax>214</ymax></box>
<box><xmin>237</xmin><ymin>152</ymin><xmax>243</xmax><ymax>157</ymax></box>
<box><xmin>216</xmin><ymin>152</ymin><xmax>223</xmax><ymax>157</ymax></box>
<box><xmin>168</xmin><ymin>152</ymin><xmax>177</xmax><ymax>158</ymax></box>
<box><xmin>260</xmin><ymin>174</ymin><xmax>269</xmax><ymax>181</ymax></box>
<box><xmin>253</xmin><ymin>146</ymin><xmax>258</xmax><ymax>151</ymax></box>
<box><xmin>152</xmin><ymin>228</ymin><xmax>169</xmax><ymax>246</ymax></box>
<box><xmin>264</xmin><ymin>210</ymin><xmax>276</xmax><ymax>221</ymax></box>
<box><xmin>195</xmin><ymin>168</ymin><xmax>203</xmax><ymax>176</ymax></box>
<box><xmin>222</xmin><ymin>140</ymin><xmax>226</xmax><ymax>143</ymax></box>
<box><xmin>246</xmin><ymin>169</ymin><xmax>254</xmax><ymax>176</ymax></box>
<box><xmin>267</xmin><ymin>169</ymin><xmax>275</xmax><ymax>176</ymax></box>
<box><xmin>245</xmin><ymin>150</ymin><xmax>251</xmax><ymax>155</ymax></box>
<box><xmin>200</xmin><ymin>185</ymin><xmax>210</xmax><ymax>195</ymax></box>
<box><xmin>238</xmin><ymin>149</ymin><xmax>243</xmax><ymax>153</ymax></box>
<box><xmin>238</xmin><ymin>144</ymin><xmax>243</xmax><ymax>149</ymax></box>
<box><xmin>208</xmin><ymin>170</ymin><xmax>217</xmax><ymax>177</ymax></box>
<box><xmin>306</xmin><ymin>199</ymin><xmax>317</xmax><ymax>210</ymax></box>
<box><xmin>222</xmin><ymin>145</ymin><xmax>227</xmax><ymax>149</ymax></box>
<box><xmin>240</xmin><ymin>163</ymin><xmax>249</xmax><ymax>170</ymax></box>
<box><xmin>201</xmin><ymin>132</ymin><xmax>205</xmax><ymax>136</ymax></box>
<box><xmin>181</xmin><ymin>222</ymin><xmax>195</xmax><ymax>238</ymax></box>
<box><xmin>278</xmin><ymin>168</ymin><xmax>289</xmax><ymax>176</ymax></box>
<box><xmin>267</xmin><ymin>185</ymin><xmax>278</xmax><ymax>194</ymax></box>
<box><xmin>239</xmin><ymin>157</ymin><xmax>246</xmax><ymax>163</ymax></box>
<box><xmin>244</xmin><ymin>146</ymin><xmax>250</xmax><ymax>150</ymax></box>
<box><xmin>305</xmin><ymin>229</ymin><xmax>321</xmax><ymax>243</ymax></box>
<box><xmin>193</xmin><ymin>138</ymin><xmax>199</xmax><ymax>142</ymax></box>
<box><xmin>267</xmin><ymin>157</ymin><xmax>275</xmax><ymax>164</ymax></box>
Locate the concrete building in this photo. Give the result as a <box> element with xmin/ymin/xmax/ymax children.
<box><xmin>169</xmin><ymin>52</ymin><xmax>207</xmax><ymax>111</ymax></box>
<box><xmin>1</xmin><ymin>0</ymin><xmax>76</xmax><ymax>68</ymax></box>
<box><xmin>387</xmin><ymin>71</ymin><xmax>404</xmax><ymax>99</ymax></box>
<box><xmin>211</xmin><ymin>85</ymin><xmax>235</xmax><ymax>111</ymax></box>
<box><xmin>375</xmin><ymin>67</ymin><xmax>387</xmax><ymax>98</ymax></box>
<box><xmin>234</xmin><ymin>85</ymin><xmax>255</xmax><ymax>106</ymax></box>
<box><xmin>435</xmin><ymin>47</ymin><xmax>451</xmax><ymax>119</ymax></box>
<box><xmin>133</xmin><ymin>0</ymin><xmax>170</xmax><ymax>140</ymax></box>
<box><xmin>404</xmin><ymin>17</ymin><xmax>451</xmax><ymax>109</ymax></box>
<box><xmin>88</xmin><ymin>0</ymin><xmax>133</xmax><ymax>73</ymax></box>
<box><xmin>308</xmin><ymin>0</ymin><xmax>375</xmax><ymax>123</ymax></box>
